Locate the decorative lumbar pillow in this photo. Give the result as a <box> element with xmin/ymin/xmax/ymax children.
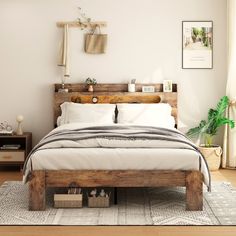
<box><xmin>117</xmin><ymin>103</ymin><xmax>174</xmax><ymax>127</ymax></box>
<box><xmin>60</xmin><ymin>102</ymin><xmax>116</xmax><ymax>125</ymax></box>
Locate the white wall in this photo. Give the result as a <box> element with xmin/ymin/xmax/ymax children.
<box><xmin>0</xmin><ymin>0</ymin><xmax>227</xmax><ymax>145</ymax></box>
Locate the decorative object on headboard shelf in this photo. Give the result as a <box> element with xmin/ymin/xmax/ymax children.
<box><xmin>142</xmin><ymin>86</ymin><xmax>155</xmax><ymax>93</ymax></box>
<box><xmin>58</xmin><ymin>83</ymin><xmax>69</xmax><ymax>93</ymax></box>
<box><xmin>128</xmin><ymin>79</ymin><xmax>136</xmax><ymax>93</ymax></box>
<box><xmin>85</xmin><ymin>78</ymin><xmax>97</xmax><ymax>92</ymax></box>
<box><xmin>163</xmin><ymin>80</ymin><xmax>173</xmax><ymax>92</ymax></box>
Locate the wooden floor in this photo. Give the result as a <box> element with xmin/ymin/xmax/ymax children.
<box><xmin>0</xmin><ymin>167</ymin><xmax>236</xmax><ymax>236</ymax></box>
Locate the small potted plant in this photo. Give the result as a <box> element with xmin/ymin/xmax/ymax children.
<box><xmin>85</xmin><ymin>78</ymin><xmax>97</xmax><ymax>92</ymax></box>
<box><xmin>187</xmin><ymin>96</ymin><xmax>234</xmax><ymax>171</ymax></box>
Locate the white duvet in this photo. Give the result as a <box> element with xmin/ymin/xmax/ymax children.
<box><xmin>23</xmin><ymin>123</ymin><xmax>210</xmax><ymax>187</ymax></box>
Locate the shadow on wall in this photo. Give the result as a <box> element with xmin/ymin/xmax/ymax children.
<box><xmin>178</xmin><ymin>75</ymin><xmax>225</xmax><ymax>145</ymax></box>
<box><xmin>29</xmin><ymin>84</ymin><xmax>55</xmax><ymax>146</ymax></box>
<box><xmin>142</xmin><ymin>67</ymin><xmax>165</xmax><ymax>83</ymax></box>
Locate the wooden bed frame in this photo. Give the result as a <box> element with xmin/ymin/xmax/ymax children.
<box><xmin>29</xmin><ymin>83</ymin><xmax>203</xmax><ymax>211</ymax></box>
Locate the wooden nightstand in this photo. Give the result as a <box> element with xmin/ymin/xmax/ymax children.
<box><xmin>0</xmin><ymin>132</ymin><xmax>32</xmax><ymax>168</ymax></box>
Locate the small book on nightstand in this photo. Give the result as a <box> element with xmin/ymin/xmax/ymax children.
<box><xmin>0</xmin><ymin>144</ymin><xmax>21</xmax><ymax>150</ymax></box>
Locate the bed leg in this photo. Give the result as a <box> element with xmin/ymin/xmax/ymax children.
<box><xmin>186</xmin><ymin>171</ymin><xmax>203</xmax><ymax>211</ymax></box>
<box><xmin>114</xmin><ymin>187</ymin><xmax>118</xmax><ymax>205</ymax></box>
<box><xmin>29</xmin><ymin>170</ymin><xmax>46</xmax><ymax>211</ymax></box>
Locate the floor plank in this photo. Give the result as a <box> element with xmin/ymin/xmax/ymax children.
<box><xmin>0</xmin><ymin>166</ymin><xmax>236</xmax><ymax>236</ymax></box>
<box><xmin>0</xmin><ymin>226</ymin><xmax>236</xmax><ymax>236</ymax></box>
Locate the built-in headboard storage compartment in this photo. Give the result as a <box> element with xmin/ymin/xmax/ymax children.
<box><xmin>54</xmin><ymin>83</ymin><xmax>178</xmax><ymax>126</ymax></box>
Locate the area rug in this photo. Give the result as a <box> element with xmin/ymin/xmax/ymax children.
<box><xmin>0</xmin><ymin>181</ymin><xmax>236</xmax><ymax>225</ymax></box>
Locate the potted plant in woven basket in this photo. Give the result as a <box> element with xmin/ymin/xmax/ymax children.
<box><xmin>187</xmin><ymin>96</ymin><xmax>235</xmax><ymax>171</ymax></box>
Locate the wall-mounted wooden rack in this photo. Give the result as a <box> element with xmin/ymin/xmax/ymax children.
<box><xmin>56</xmin><ymin>21</ymin><xmax>107</xmax><ymax>28</ymax></box>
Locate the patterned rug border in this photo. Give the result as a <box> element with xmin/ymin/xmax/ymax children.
<box><xmin>0</xmin><ymin>181</ymin><xmax>236</xmax><ymax>226</ymax></box>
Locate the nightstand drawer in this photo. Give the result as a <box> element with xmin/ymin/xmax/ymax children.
<box><xmin>0</xmin><ymin>151</ymin><xmax>25</xmax><ymax>162</ymax></box>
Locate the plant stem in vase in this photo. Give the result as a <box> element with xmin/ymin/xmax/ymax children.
<box><xmin>205</xmin><ymin>134</ymin><xmax>213</xmax><ymax>147</ymax></box>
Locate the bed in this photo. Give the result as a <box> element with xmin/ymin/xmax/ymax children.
<box><xmin>24</xmin><ymin>83</ymin><xmax>210</xmax><ymax>211</ymax></box>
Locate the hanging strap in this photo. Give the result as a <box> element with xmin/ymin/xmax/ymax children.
<box><xmin>91</xmin><ymin>24</ymin><xmax>101</xmax><ymax>35</ymax></box>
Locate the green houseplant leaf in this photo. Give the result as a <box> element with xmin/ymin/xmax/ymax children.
<box><xmin>186</xmin><ymin>120</ymin><xmax>206</xmax><ymax>138</ymax></box>
<box><xmin>186</xmin><ymin>96</ymin><xmax>235</xmax><ymax>147</ymax></box>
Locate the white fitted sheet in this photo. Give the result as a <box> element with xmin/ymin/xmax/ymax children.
<box><xmin>32</xmin><ymin>148</ymin><xmax>200</xmax><ymax>171</ymax></box>
<box><xmin>24</xmin><ymin>123</ymin><xmax>210</xmax><ymax>186</ymax></box>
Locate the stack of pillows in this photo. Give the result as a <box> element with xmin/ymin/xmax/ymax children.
<box><xmin>58</xmin><ymin>102</ymin><xmax>175</xmax><ymax>129</ymax></box>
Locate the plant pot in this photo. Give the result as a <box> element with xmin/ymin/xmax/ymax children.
<box><xmin>88</xmin><ymin>85</ymin><xmax>94</xmax><ymax>92</ymax></box>
<box><xmin>198</xmin><ymin>145</ymin><xmax>222</xmax><ymax>171</ymax></box>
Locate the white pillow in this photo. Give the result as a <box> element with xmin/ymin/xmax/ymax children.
<box><xmin>125</xmin><ymin>116</ymin><xmax>175</xmax><ymax>129</ymax></box>
<box><xmin>60</xmin><ymin>102</ymin><xmax>116</xmax><ymax>125</ymax></box>
<box><xmin>117</xmin><ymin>103</ymin><xmax>174</xmax><ymax>127</ymax></box>
<box><xmin>57</xmin><ymin>116</ymin><xmax>62</xmax><ymax>126</ymax></box>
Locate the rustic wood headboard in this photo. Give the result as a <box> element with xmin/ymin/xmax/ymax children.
<box><xmin>54</xmin><ymin>83</ymin><xmax>178</xmax><ymax>126</ymax></box>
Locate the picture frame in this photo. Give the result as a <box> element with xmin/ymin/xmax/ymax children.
<box><xmin>182</xmin><ymin>21</ymin><xmax>213</xmax><ymax>69</ymax></box>
<box><xmin>163</xmin><ymin>80</ymin><xmax>173</xmax><ymax>92</ymax></box>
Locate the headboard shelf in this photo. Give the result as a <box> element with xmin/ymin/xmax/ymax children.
<box><xmin>55</xmin><ymin>83</ymin><xmax>177</xmax><ymax>93</ymax></box>
<box><xmin>54</xmin><ymin>83</ymin><xmax>178</xmax><ymax>126</ymax></box>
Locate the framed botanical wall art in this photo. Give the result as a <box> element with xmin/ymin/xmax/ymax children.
<box><xmin>182</xmin><ymin>21</ymin><xmax>213</xmax><ymax>69</ymax></box>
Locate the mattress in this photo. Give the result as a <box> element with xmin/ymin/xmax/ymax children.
<box><xmin>23</xmin><ymin>123</ymin><xmax>210</xmax><ymax>187</ymax></box>
<box><xmin>31</xmin><ymin>147</ymin><xmax>201</xmax><ymax>171</ymax></box>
